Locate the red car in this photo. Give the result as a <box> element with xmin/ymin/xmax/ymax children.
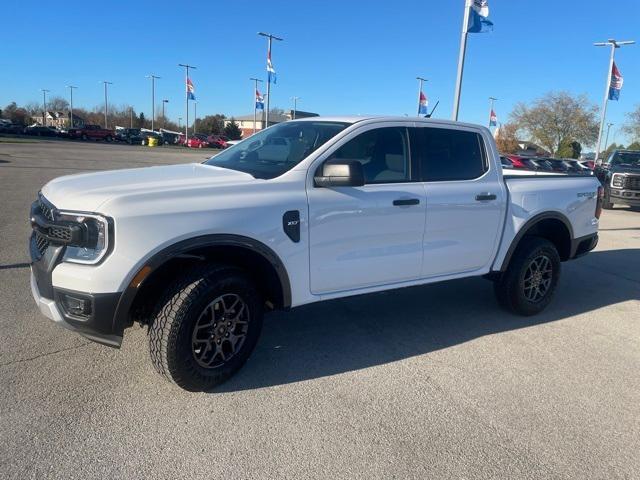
<box><xmin>186</xmin><ymin>137</ymin><xmax>209</xmax><ymax>148</ymax></box>
<box><xmin>206</xmin><ymin>135</ymin><xmax>229</xmax><ymax>149</ymax></box>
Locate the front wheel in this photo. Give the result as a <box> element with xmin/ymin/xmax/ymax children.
<box><xmin>148</xmin><ymin>265</ymin><xmax>263</xmax><ymax>391</ymax></box>
<box><xmin>494</xmin><ymin>236</ymin><xmax>560</xmax><ymax>316</ymax></box>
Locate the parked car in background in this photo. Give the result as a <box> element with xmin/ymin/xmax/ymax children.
<box><xmin>500</xmin><ymin>156</ymin><xmax>514</xmax><ymax>169</ymax></box>
<box><xmin>68</xmin><ymin>124</ymin><xmax>115</xmax><ymax>142</ymax></box>
<box><xmin>116</xmin><ymin>128</ymin><xmax>143</xmax><ymax>144</ymax></box>
<box><xmin>580</xmin><ymin>160</ymin><xmax>595</xmax><ymax>170</ymax></box>
<box><xmin>186</xmin><ymin>136</ymin><xmax>209</xmax><ymax>148</ymax></box>
<box><xmin>596</xmin><ymin>149</ymin><xmax>640</xmax><ymax>209</ymax></box>
<box><xmin>24</xmin><ymin>125</ymin><xmax>59</xmax><ymax>137</ymax></box>
<box><xmin>562</xmin><ymin>159</ymin><xmax>592</xmax><ymax>174</ymax></box>
<box><xmin>225</xmin><ymin>139</ymin><xmax>241</xmax><ymax>147</ymax></box>
<box><xmin>206</xmin><ymin>135</ymin><xmax>229</xmax><ymax>149</ymax></box>
<box><xmin>141</xmin><ymin>131</ymin><xmax>164</xmax><ymax>146</ymax></box>
<box><xmin>160</xmin><ymin>131</ymin><xmax>183</xmax><ymax>145</ymax></box>
<box><xmin>504</xmin><ymin>155</ymin><xmax>530</xmax><ymax>170</ymax></box>
<box><xmin>0</xmin><ymin>123</ymin><xmax>26</xmax><ymax>134</ymax></box>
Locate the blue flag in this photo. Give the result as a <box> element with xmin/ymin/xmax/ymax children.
<box><xmin>468</xmin><ymin>0</ymin><xmax>493</xmax><ymax>33</ymax></box>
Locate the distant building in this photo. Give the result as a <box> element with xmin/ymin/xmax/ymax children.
<box><xmin>31</xmin><ymin>111</ymin><xmax>84</xmax><ymax>128</ymax></box>
<box><xmin>224</xmin><ymin>109</ymin><xmax>318</xmax><ymax>138</ymax></box>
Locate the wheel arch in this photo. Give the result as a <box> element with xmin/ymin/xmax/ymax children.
<box><xmin>497</xmin><ymin>212</ymin><xmax>573</xmax><ymax>272</ymax></box>
<box><xmin>114</xmin><ymin>234</ymin><xmax>292</xmax><ymax>329</ymax></box>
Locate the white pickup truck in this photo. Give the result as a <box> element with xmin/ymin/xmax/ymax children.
<box><xmin>30</xmin><ymin>116</ymin><xmax>602</xmax><ymax>391</ymax></box>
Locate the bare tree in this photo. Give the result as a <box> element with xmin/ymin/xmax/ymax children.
<box><xmin>622</xmin><ymin>104</ymin><xmax>640</xmax><ymax>142</ymax></box>
<box><xmin>47</xmin><ymin>96</ymin><xmax>69</xmax><ymax>112</ymax></box>
<box><xmin>511</xmin><ymin>91</ymin><xmax>599</xmax><ymax>155</ymax></box>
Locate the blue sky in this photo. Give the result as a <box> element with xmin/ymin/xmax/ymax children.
<box><xmin>2</xmin><ymin>0</ymin><xmax>639</xmax><ymax>145</ymax></box>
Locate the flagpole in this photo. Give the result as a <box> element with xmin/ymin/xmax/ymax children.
<box><xmin>179</xmin><ymin>63</ymin><xmax>196</xmax><ymax>144</ymax></box>
<box><xmin>593</xmin><ymin>40</ymin><xmax>633</xmax><ymax>163</ymax></box>
<box><xmin>258</xmin><ymin>32</ymin><xmax>283</xmax><ymax>129</ymax></box>
<box><xmin>416</xmin><ymin>76</ymin><xmax>427</xmax><ymax>116</ymax></box>
<box><xmin>489</xmin><ymin>96</ymin><xmax>497</xmax><ymax>127</ymax></box>
<box><xmin>452</xmin><ymin>0</ymin><xmax>472</xmax><ymax>121</ymax></box>
<box><xmin>250</xmin><ymin>77</ymin><xmax>262</xmax><ymax>134</ymax></box>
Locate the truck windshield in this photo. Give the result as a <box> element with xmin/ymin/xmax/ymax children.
<box><xmin>204</xmin><ymin>121</ymin><xmax>350</xmax><ymax>179</ymax></box>
<box><xmin>610</xmin><ymin>151</ymin><xmax>640</xmax><ymax>167</ymax></box>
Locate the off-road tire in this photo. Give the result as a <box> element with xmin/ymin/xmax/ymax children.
<box><xmin>494</xmin><ymin>236</ymin><xmax>561</xmax><ymax>316</ymax></box>
<box><xmin>602</xmin><ymin>189</ymin><xmax>614</xmax><ymax>210</ymax></box>
<box><xmin>148</xmin><ymin>264</ymin><xmax>263</xmax><ymax>391</ymax></box>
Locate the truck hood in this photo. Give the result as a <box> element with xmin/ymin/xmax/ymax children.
<box><xmin>610</xmin><ymin>165</ymin><xmax>640</xmax><ymax>174</ymax></box>
<box><xmin>41</xmin><ymin>163</ymin><xmax>256</xmax><ymax>212</ymax></box>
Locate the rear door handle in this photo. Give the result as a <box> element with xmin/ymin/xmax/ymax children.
<box><xmin>475</xmin><ymin>193</ymin><xmax>497</xmax><ymax>201</ymax></box>
<box><xmin>393</xmin><ymin>198</ymin><xmax>420</xmax><ymax>206</ymax></box>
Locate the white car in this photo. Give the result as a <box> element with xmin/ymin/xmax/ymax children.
<box><xmin>29</xmin><ymin>116</ymin><xmax>601</xmax><ymax>391</ymax></box>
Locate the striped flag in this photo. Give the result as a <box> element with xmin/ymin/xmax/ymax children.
<box><xmin>256</xmin><ymin>89</ymin><xmax>264</xmax><ymax>110</ymax></box>
<box><xmin>267</xmin><ymin>49</ymin><xmax>277</xmax><ymax>84</ymax></box>
<box><xmin>468</xmin><ymin>0</ymin><xmax>493</xmax><ymax>33</ymax></box>
<box><xmin>609</xmin><ymin>62</ymin><xmax>623</xmax><ymax>101</ymax></box>
<box><xmin>489</xmin><ymin>109</ymin><xmax>497</xmax><ymax>126</ymax></box>
<box><xmin>418</xmin><ymin>91</ymin><xmax>429</xmax><ymax>115</ymax></box>
<box><xmin>186</xmin><ymin>77</ymin><xmax>196</xmax><ymax>100</ymax></box>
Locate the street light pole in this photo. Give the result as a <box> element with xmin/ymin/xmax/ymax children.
<box><xmin>594</xmin><ymin>39</ymin><xmax>634</xmax><ymax>163</ymax></box>
<box><xmin>452</xmin><ymin>0</ymin><xmax>473</xmax><ymax>121</ymax></box>
<box><xmin>162</xmin><ymin>100</ymin><xmax>169</xmax><ymax>129</ymax></box>
<box><xmin>193</xmin><ymin>101</ymin><xmax>197</xmax><ymax>134</ymax></box>
<box><xmin>129</xmin><ymin>107</ymin><xmax>133</xmax><ymax>128</ymax></box>
<box><xmin>66</xmin><ymin>86</ymin><xmax>77</xmax><ymax>128</ymax></box>
<box><xmin>146</xmin><ymin>74</ymin><xmax>161</xmax><ymax>131</ymax></box>
<box><xmin>258</xmin><ymin>32</ymin><xmax>283</xmax><ymax>128</ymax></box>
<box><xmin>488</xmin><ymin>96</ymin><xmax>498</xmax><ymax>127</ymax></box>
<box><xmin>416</xmin><ymin>76</ymin><xmax>427</xmax><ymax>116</ymax></box>
<box><xmin>291</xmin><ymin>96</ymin><xmax>300</xmax><ymax>119</ymax></box>
<box><xmin>249</xmin><ymin>77</ymin><xmax>263</xmax><ymax>134</ymax></box>
<box><xmin>41</xmin><ymin>89</ymin><xmax>50</xmax><ymax>126</ymax></box>
<box><xmin>603</xmin><ymin>122</ymin><xmax>614</xmax><ymax>153</ymax></box>
<box><xmin>178</xmin><ymin>64</ymin><xmax>196</xmax><ymax>143</ymax></box>
<box><xmin>101</xmin><ymin>81</ymin><xmax>113</xmax><ymax>129</ymax></box>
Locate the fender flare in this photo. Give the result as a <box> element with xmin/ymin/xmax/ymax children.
<box><xmin>497</xmin><ymin>212</ymin><xmax>574</xmax><ymax>272</ymax></box>
<box><xmin>113</xmin><ymin>234</ymin><xmax>292</xmax><ymax>330</ymax></box>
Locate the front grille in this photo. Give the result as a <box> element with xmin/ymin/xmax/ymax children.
<box><xmin>623</xmin><ymin>175</ymin><xmax>640</xmax><ymax>191</ymax></box>
<box><xmin>33</xmin><ymin>194</ymin><xmax>56</xmax><ymax>258</ymax></box>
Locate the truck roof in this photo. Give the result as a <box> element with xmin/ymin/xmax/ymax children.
<box><xmin>292</xmin><ymin>115</ymin><xmax>487</xmax><ymax>131</ymax></box>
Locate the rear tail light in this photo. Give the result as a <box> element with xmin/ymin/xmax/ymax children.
<box><xmin>595</xmin><ymin>186</ymin><xmax>604</xmax><ymax>219</ymax></box>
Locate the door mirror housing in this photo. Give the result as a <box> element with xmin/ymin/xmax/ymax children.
<box><xmin>314</xmin><ymin>159</ymin><xmax>365</xmax><ymax>187</ymax></box>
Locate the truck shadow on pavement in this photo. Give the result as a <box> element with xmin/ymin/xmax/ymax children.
<box><xmin>217</xmin><ymin>248</ymin><xmax>640</xmax><ymax>393</ymax></box>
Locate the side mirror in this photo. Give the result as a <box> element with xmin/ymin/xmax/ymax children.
<box><xmin>314</xmin><ymin>159</ymin><xmax>365</xmax><ymax>187</ymax></box>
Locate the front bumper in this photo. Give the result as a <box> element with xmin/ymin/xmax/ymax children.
<box><xmin>30</xmin><ymin>232</ymin><xmax>125</xmax><ymax>348</ymax></box>
<box><xmin>610</xmin><ymin>188</ymin><xmax>640</xmax><ymax>206</ymax></box>
<box><xmin>30</xmin><ymin>268</ymin><xmax>124</xmax><ymax>347</ymax></box>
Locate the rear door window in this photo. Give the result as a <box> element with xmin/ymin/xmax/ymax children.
<box><xmin>410</xmin><ymin>127</ymin><xmax>487</xmax><ymax>181</ymax></box>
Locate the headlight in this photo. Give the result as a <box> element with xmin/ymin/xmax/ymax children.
<box><xmin>611</xmin><ymin>174</ymin><xmax>624</xmax><ymax>188</ymax></box>
<box><xmin>55</xmin><ymin>211</ymin><xmax>112</xmax><ymax>264</ymax></box>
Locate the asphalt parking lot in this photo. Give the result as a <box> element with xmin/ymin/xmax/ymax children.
<box><xmin>0</xmin><ymin>140</ymin><xmax>639</xmax><ymax>479</ymax></box>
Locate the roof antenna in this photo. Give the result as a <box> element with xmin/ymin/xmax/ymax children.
<box><xmin>426</xmin><ymin>100</ymin><xmax>439</xmax><ymax>118</ymax></box>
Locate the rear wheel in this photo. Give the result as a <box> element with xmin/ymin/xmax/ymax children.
<box><xmin>148</xmin><ymin>265</ymin><xmax>263</xmax><ymax>391</ymax></box>
<box><xmin>494</xmin><ymin>237</ymin><xmax>560</xmax><ymax>316</ymax></box>
<box><xmin>81</xmin><ymin>133</ymin><xmax>88</xmax><ymax>141</ymax></box>
<box><xmin>602</xmin><ymin>188</ymin><xmax>614</xmax><ymax>210</ymax></box>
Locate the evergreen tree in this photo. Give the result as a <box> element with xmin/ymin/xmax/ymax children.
<box><xmin>223</xmin><ymin>118</ymin><xmax>242</xmax><ymax>140</ymax></box>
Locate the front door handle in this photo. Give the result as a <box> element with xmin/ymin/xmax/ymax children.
<box><xmin>475</xmin><ymin>193</ymin><xmax>497</xmax><ymax>201</ymax></box>
<box><xmin>393</xmin><ymin>198</ymin><xmax>420</xmax><ymax>206</ymax></box>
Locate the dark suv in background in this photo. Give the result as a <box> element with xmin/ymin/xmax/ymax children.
<box><xmin>596</xmin><ymin>150</ymin><xmax>640</xmax><ymax>209</ymax></box>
